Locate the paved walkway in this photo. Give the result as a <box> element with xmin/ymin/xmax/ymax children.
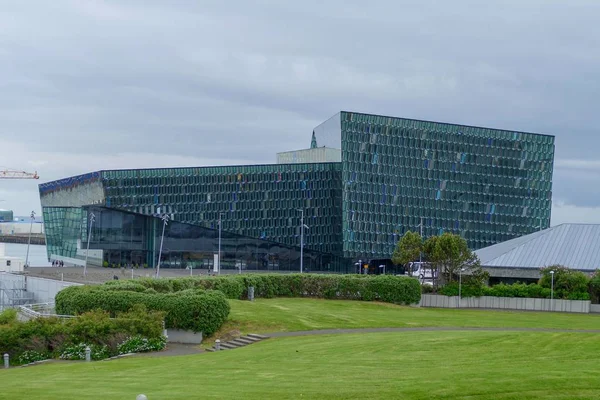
<box><xmin>266</xmin><ymin>326</ymin><xmax>600</xmax><ymax>338</ymax></box>
<box><xmin>137</xmin><ymin>343</ymin><xmax>204</xmax><ymax>357</ymax></box>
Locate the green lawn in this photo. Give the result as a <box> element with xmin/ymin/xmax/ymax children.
<box><xmin>4</xmin><ymin>331</ymin><xmax>600</xmax><ymax>399</ymax></box>
<box><xmin>220</xmin><ymin>298</ymin><xmax>600</xmax><ymax>335</ymax></box>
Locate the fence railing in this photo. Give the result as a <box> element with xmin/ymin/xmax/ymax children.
<box><xmin>18</xmin><ymin>302</ymin><xmax>76</xmax><ymax>319</ymax></box>
<box><xmin>420</xmin><ymin>294</ymin><xmax>591</xmax><ymax>313</ymax></box>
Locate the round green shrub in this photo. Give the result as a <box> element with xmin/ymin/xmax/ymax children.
<box><xmin>56</xmin><ymin>286</ymin><xmax>229</xmax><ymax>335</ymax></box>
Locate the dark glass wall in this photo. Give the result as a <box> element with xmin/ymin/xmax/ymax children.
<box><xmin>85</xmin><ymin>206</ymin><xmax>352</xmax><ymax>273</ymax></box>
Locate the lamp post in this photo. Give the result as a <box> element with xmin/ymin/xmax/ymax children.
<box><xmin>24</xmin><ymin>211</ymin><xmax>35</xmax><ymax>268</ymax></box>
<box><xmin>458</xmin><ymin>268</ymin><xmax>465</xmax><ymax>308</ymax></box>
<box><xmin>550</xmin><ymin>270</ymin><xmax>555</xmax><ymax>311</ymax></box>
<box><xmin>155</xmin><ymin>214</ymin><xmax>169</xmax><ymax>279</ymax></box>
<box><xmin>84</xmin><ymin>212</ymin><xmax>95</xmax><ymax>277</ymax></box>
<box><xmin>296</xmin><ymin>209</ymin><xmax>309</xmax><ymax>273</ymax></box>
<box><xmin>218</xmin><ymin>212</ymin><xmax>224</xmax><ymax>275</ymax></box>
<box><xmin>419</xmin><ymin>217</ymin><xmax>423</xmax><ymax>264</ymax></box>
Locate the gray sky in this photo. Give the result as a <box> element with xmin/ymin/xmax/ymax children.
<box><xmin>1</xmin><ymin>0</ymin><xmax>599</xmax><ymax>225</ymax></box>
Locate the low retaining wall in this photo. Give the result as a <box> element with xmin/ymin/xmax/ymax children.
<box><xmin>421</xmin><ymin>294</ymin><xmax>591</xmax><ymax>313</ymax></box>
<box><xmin>1</xmin><ymin>273</ymin><xmax>81</xmax><ymax>304</ymax></box>
<box><xmin>590</xmin><ymin>304</ymin><xmax>600</xmax><ymax>314</ymax></box>
<box><xmin>166</xmin><ymin>329</ymin><xmax>203</xmax><ymax>344</ymax></box>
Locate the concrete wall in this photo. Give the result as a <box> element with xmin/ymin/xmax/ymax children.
<box><xmin>166</xmin><ymin>329</ymin><xmax>203</xmax><ymax>344</ymax></box>
<box><xmin>421</xmin><ymin>294</ymin><xmax>591</xmax><ymax>313</ymax></box>
<box><xmin>0</xmin><ymin>257</ymin><xmax>25</xmax><ymax>273</ymax></box>
<box><xmin>0</xmin><ymin>273</ymin><xmax>81</xmax><ymax>304</ymax></box>
<box><xmin>25</xmin><ymin>275</ymin><xmax>81</xmax><ymax>303</ymax></box>
<box><xmin>0</xmin><ymin>222</ymin><xmax>44</xmax><ymax>235</ymax></box>
<box><xmin>590</xmin><ymin>304</ymin><xmax>600</xmax><ymax>314</ymax></box>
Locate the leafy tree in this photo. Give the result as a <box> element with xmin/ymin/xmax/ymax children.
<box><xmin>539</xmin><ymin>265</ymin><xmax>590</xmax><ymax>300</ymax></box>
<box><xmin>423</xmin><ymin>233</ymin><xmax>480</xmax><ymax>285</ymax></box>
<box><xmin>391</xmin><ymin>231</ymin><xmax>422</xmax><ymax>275</ymax></box>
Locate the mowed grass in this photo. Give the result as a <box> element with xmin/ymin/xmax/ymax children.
<box><xmin>220</xmin><ymin>298</ymin><xmax>600</xmax><ymax>335</ymax></box>
<box><xmin>3</xmin><ymin>331</ymin><xmax>600</xmax><ymax>399</ymax></box>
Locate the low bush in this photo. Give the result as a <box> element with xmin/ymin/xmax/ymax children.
<box><xmin>0</xmin><ymin>308</ymin><xmax>17</xmax><ymax>325</ymax></box>
<box><xmin>18</xmin><ymin>350</ymin><xmax>49</xmax><ymax>364</ymax></box>
<box><xmin>539</xmin><ymin>266</ymin><xmax>590</xmax><ymax>300</ymax></box>
<box><xmin>589</xmin><ymin>270</ymin><xmax>600</xmax><ymax>303</ymax></box>
<box><xmin>421</xmin><ymin>284</ymin><xmax>435</xmax><ymax>294</ymax></box>
<box><xmin>103</xmin><ymin>281</ymin><xmax>148</xmax><ymax>293</ymax></box>
<box><xmin>439</xmin><ymin>282</ymin><xmax>484</xmax><ymax>298</ymax></box>
<box><xmin>440</xmin><ymin>281</ymin><xmax>589</xmax><ymax>300</ymax></box>
<box><xmin>59</xmin><ymin>343</ymin><xmax>110</xmax><ymax>361</ymax></box>
<box><xmin>0</xmin><ymin>307</ymin><xmax>166</xmax><ymax>365</ymax></box>
<box><xmin>117</xmin><ymin>335</ymin><xmax>166</xmax><ymax>355</ymax></box>
<box><xmin>55</xmin><ymin>286</ymin><xmax>230</xmax><ymax>335</ymax></box>
<box><xmin>485</xmin><ymin>283</ymin><xmax>551</xmax><ymax>299</ymax></box>
<box><xmin>104</xmin><ymin>274</ymin><xmax>422</xmax><ymax>305</ymax></box>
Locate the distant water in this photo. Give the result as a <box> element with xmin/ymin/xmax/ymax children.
<box><xmin>2</xmin><ymin>243</ymin><xmax>51</xmax><ymax>267</ymax></box>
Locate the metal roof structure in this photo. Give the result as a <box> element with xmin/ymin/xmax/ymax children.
<box><xmin>475</xmin><ymin>224</ymin><xmax>600</xmax><ymax>271</ymax></box>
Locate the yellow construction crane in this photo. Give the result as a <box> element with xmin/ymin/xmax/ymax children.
<box><xmin>0</xmin><ymin>170</ymin><xmax>39</xmax><ymax>179</ymax></box>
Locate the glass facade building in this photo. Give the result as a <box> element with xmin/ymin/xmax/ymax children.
<box><xmin>39</xmin><ymin>111</ymin><xmax>554</xmax><ymax>270</ymax></box>
<box><xmin>314</xmin><ymin>112</ymin><xmax>554</xmax><ymax>259</ymax></box>
<box><xmin>40</xmin><ymin>164</ymin><xmax>346</xmax><ymax>271</ymax></box>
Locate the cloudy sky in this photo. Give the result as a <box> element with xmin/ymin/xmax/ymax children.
<box><xmin>0</xmin><ymin>0</ymin><xmax>598</xmax><ymax>225</ymax></box>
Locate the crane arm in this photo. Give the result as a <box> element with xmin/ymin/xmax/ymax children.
<box><xmin>0</xmin><ymin>170</ymin><xmax>39</xmax><ymax>179</ymax></box>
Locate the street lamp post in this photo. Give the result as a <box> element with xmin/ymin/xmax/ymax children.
<box><xmin>155</xmin><ymin>214</ymin><xmax>169</xmax><ymax>279</ymax></box>
<box><xmin>218</xmin><ymin>212</ymin><xmax>224</xmax><ymax>275</ymax></box>
<box><xmin>84</xmin><ymin>212</ymin><xmax>96</xmax><ymax>277</ymax></box>
<box><xmin>550</xmin><ymin>270</ymin><xmax>555</xmax><ymax>311</ymax></box>
<box><xmin>24</xmin><ymin>211</ymin><xmax>35</xmax><ymax>268</ymax></box>
<box><xmin>458</xmin><ymin>268</ymin><xmax>465</xmax><ymax>308</ymax></box>
<box><xmin>296</xmin><ymin>209</ymin><xmax>309</xmax><ymax>273</ymax></box>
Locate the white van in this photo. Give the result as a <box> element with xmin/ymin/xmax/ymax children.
<box><xmin>406</xmin><ymin>262</ymin><xmax>436</xmax><ymax>280</ymax></box>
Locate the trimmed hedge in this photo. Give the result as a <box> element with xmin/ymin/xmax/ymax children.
<box><xmin>55</xmin><ymin>286</ymin><xmax>229</xmax><ymax>335</ymax></box>
<box><xmin>441</xmin><ymin>282</ymin><xmax>589</xmax><ymax>300</ymax></box>
<box><xmin>104</xmin><ymin>274</ymin><xmax>422</xmax><ymax>305</ymax></box>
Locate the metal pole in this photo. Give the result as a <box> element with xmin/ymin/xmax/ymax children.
<box><xmin>84</xmin><ymin>213</ymin><xmax>95</xmax><ymax>278</ymax></box>
<box><xmin>156</xmin><ymin>215</ymin><xmax>168</xmax><ymax>279</ymax></box>
<box><xmin>458</xmin><ymin>269</ymin><xmax>462</xmax><ymax>308</ymax></box>
<box><xmin>419</xmin><ymin>217</ymin><xmax>423</xmax><ymax>264</ymax></box>
<box><xmin>300</xmin><ymin>210</ymin><xmax>304</xmax><ymax>274</ymax></box>
<box><xmin>218</xmin><ymin>213</ymin><xmax>222</xmax><ymax>275</ymax></box>
<box><xmin>25</xmin><ymin>211</ymin><xmax>35</xmax><ymax>268</ymax></box>
<box><xmin>550</xmin><ymin>271</ymin><xmax>554</xmax><ymax>311</ymax></box>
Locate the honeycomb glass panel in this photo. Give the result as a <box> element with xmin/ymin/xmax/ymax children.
<box><xmin>339</xmin><ymin>111</ymin><xmax>554</xmax><ymax>259</ymax></box>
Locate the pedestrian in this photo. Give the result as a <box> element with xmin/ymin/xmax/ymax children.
<box><xmin>60</xmin><ymin>260</ymin><xmax>64</xmax><ymax>268</ymax></box>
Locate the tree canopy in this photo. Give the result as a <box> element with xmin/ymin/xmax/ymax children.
<box><xmin>391</xmin><ymin>231</ymin><xmax>422</xmax><ymax>270</ymax></box>
<box><xmin>423</xmin><ymin>232</ymin><xmax>480</xmax><ymax>283</ymax></box>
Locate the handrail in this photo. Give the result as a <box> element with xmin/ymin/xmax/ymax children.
<box><xmin>19</xmin><ymin>303</ymin><xmax>77</xmax><ymax>320</ymax></box>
